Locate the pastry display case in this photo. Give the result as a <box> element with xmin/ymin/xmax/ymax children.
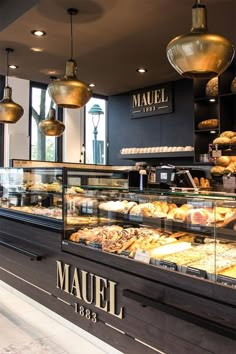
<box><xmin>63</xmin><ymin>187</ymin><xmax>236</xmax><ymax>288</ymax></box>
<box><xmin>0</xmin><ymin>166</ymin><xmax>129</xmax><ymax>228</ymax></box>
<box><xmin>0</xmin><ymin>167</ymin><xmax>63</xmax><ymax>228</ymax></box>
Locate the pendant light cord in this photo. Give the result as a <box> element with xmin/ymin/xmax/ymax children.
<box><xmin>6</xmin><ymin>50</ymin><xmax>9</xmax><ymax>86</ymax></box>
<box><xmin>5</xmin><ymin>48</ymin><xmax>13</xmax><ymax>87</ymax></box>
<box><xmin>70</xmin><ymin>12</ymin><xmax>73</xmax><ymax>60</ymax></box>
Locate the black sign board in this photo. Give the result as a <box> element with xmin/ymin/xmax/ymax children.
<box><xmin>131</xmin><ymin>83</ymin><xmax>173</xmax><ymax>118</ymax></box>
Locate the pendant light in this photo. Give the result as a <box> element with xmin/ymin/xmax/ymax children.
<box><xmin>0</xmin><ymin>48</ymin><xmax>24</xmax><ymax>123</ymax></box>
<box><xmin>47</xmin><ymin>8</ymin><xmax>92</xmax><ymax>108</ymax></box>
<box><xmin>39</xmin><ymin>107</ymin><xmax>65</xmax><ymax>137</ymax></box>
<box><xmin>166</xmin><ymin>0</ymin><xmax>235</xmax><ymax>79</ymax></box>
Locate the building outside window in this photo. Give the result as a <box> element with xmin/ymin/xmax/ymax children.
<box><xmin>85</xmin><ymin>96</ymin><xmax>107</xmax><ymax>164</ymax></box>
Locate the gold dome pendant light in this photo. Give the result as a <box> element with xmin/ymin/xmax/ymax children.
<box><xmin>39</xmin><ymin>107</ymin><xmax>65</xmax><ymax>137</ymax></box>
<box><xmin>48</xmin><ymin>8</ymin><xmax>92</xmax><ymax>108</ymax></box>
<box><xmin>166</xmin><ymin>0</ymin><xmax>235</xmax><ymax>79</ymax></box>
<box><xmin>0</xmin><ymin>48</ymin><xmax>24</xmax><ymax>123</ymax></box>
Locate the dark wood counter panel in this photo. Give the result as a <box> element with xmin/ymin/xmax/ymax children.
<box><xmin>0</xmin><ymin>215</ymin><xmax>235</xmax><ymax>354</ymax></box>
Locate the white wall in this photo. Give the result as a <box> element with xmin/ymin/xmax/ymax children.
<box><xmin>4</xmin><ymin>77</ymin><xmax>30</xmax><ymax>166</ymax></box>
<box><xmin>63</xmin><ymin>108</ymin><xmax>84</xmax><ymax>163</ymax></box>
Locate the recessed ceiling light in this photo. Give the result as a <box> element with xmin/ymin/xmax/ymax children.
<box><xmin>31</xmin><ymin>30</ymin><xmax>47</xmax><ymax>37</ymax></box>
<box><xmin>209</xmin><ymin>98</ymin><xmax>216</xmax><ymax>102</ymax></box>
<box><xmin>89</xmin><ymin>83</ymin><xmax>95</xmax><ymax>87</ymax></box>
<box><xmin>136</xmin><ymin>68</ymin><xmax>147</xmax><ymax>73</ymax></box>
<box><xmin>48</xmin><ymin>70</ymin><xmax>57</xmax><ymax>75</ymax></box>
<box><xmin>30</xmin><ymin>47</ymin><xmax>44</xmax><ymax>52</ymax></box>
<box><xmin>8</xmin><ymin>64</ymin><xmax>18</xmax><ymax>69</ymax></box>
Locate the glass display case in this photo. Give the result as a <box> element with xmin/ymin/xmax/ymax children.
<box><xmin>0</xmin><ymin>168</ymin><xmax>63</xmax><ymax>223</ymax></box>
<box><xmin>63</xmin><ymin>186</ymin><xmax>236</xmax><ymax>288</ymax></box>
<box><xmin>0</xmin><ymin>166</ymin><xmax>129</xmax><ymax>227</ymax></box>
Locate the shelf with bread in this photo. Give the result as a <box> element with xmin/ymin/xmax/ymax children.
<box><xmin>65</xmin><ymin>193</ymin><xmax>236</xmax><ymax>256</ymax></box>
<box><xmin>193</xmin><ymin>60</ymin><xmax>236</xmax><ymax>163</ymax></box>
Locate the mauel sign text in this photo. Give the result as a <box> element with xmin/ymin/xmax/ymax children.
<box><xmin>131</xmin><ymin>83</ymin><xmax>173</xmax><ymax>118</ymax></box>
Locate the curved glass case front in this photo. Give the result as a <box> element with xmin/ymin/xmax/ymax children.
<box><xmin>63</xmin><ymin>186</ymin><xmax>236</xmax><ymax>288</ymax></box>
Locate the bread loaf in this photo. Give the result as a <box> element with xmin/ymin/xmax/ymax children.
<box><xmin>198</xmin><ymin>119</ymin><xmax>218</xmax><ymax>130</ymax></box>
<box><xmin>215</xmin><ymin>156</ymin><xmax>231</xmax><ymax>167</ymax></box>
<box><xmin>220</xmin><ymin>131</ymin><xmax>236</xmax><ymax>139</ymax></box>
<box><xmin>213</xmin><ymin>137</ymin><xmax>231</xmax><ymax>145</ymax></box>
<box><xmin>230</xmin><ymin>136</ymin><xmax>236</xmax><ymax>145</ymax></box>
<box><xmin>211</xmin><ymin>166</ymin><xmax>225</xmax><ymax>174</ymax></box>
<box><xmin>205</xmin><ymin>77</ymin><xmax>218</xmax><ymax>96</ymax></box>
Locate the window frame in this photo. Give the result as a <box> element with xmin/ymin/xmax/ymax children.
<box><xmin>0</xmin><ymin>75</ymin><xmax>5</xmax><ymax>166</ymax></box>
<box><xmin>29</xmin><ymin>81</ymin><xmax>63</xmax><ymax>162</ymax></box>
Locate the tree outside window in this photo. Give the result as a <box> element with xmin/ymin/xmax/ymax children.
<box><xmin>30</xmin><ymin>84</ymin><xmax>60</xmax><ymax>161</ymax></box>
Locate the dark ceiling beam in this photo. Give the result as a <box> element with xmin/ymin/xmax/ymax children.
<box><xmin>0</xmin><ymin>0</ymin><xmax>39</xmax><ymax>31</ymax></box>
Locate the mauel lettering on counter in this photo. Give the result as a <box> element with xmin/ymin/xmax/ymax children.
<box><xmin>131</xmin><ymin>83</ymin><xmax>173</xmax><ymax>118</ymax></box>
<box><xmin>56</xmin><ymin>261</ymin><xmax>124</xmax><ymax>319</ymax></box>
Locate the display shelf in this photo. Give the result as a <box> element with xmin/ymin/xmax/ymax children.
<box><xmin>220</xmin><ymin>92</ymin><xmax>236</xmax><ymax>98</ymax></box>
<box><xmin>120</xmin><ymin>151</ymin><xmax>194</xmax><ymax>160</ymax></box>
<box><xmin>194</xmin><ymin>96</ymin><xmax>218</xmax><ymax>102</ymax></box>
<box><xmin>195</xmin><ymin>129</ymin><xmax>219</xmax><ymax>133</ymax></box>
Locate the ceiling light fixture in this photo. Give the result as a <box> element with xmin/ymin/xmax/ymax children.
<box><xmin>31</xmin><ymin>30</ymin><xmax>46</xmax><ymax>37</ymax></box>
<box><xmin>8</xmin><ymin>64</ymin><xmax>18</xmax><ymax>69</ymax></box>
<box><xmin>0</xmin><ymin>48</ymin><xmax>24</xmax><ymax>124</ymax></box>
<box><xmin>209</xmin><ymin>98</ymin><xmax>216</xmax><ymax>102</ymax></box>
<box><xmin>166</xmin><ymin>0</ymin><xmax>235</xmax><ymax>79</ymax></box>
<box><xmin>47</xmin><ymin>8</ymin><xmax>92</xmax><ymax>109</ymax></box>
<box><xmin>89</xmin><ymin>83</ymin><xmax>95</xmax><ymax>88</ymax></box>
<box><xmin>136</xmin><ymin>68</ymin><xmax>147</xmax><ymax>73</ymax></box>
<box><xmin>39</xmin><ymin>107</ymin><xmax>65</xmax><ymax>137</ymax></box>
<box><xmin>30</xmin><ymin>47</ymin><xmax>44</xmax><ymax>52</ymax></box>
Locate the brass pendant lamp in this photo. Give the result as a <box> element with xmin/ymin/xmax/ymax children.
<box><xmin>39</xmin><ymin>107</ymin><xmax>65</xmax><ymax>137</ymax></box>
<box><xmin>0</xmin><ymin>48</ymin><xmax>24</xmax><ymax>123</ymax></box>
<box><xmin>47</xmin><ymin>8</ymin><xmax>92</xmax><ymax>109</ymax></box>
<box><xmin>166</xmin><ymin>0</ymin><xmax>235</xmax><ymax>79</ymax></box>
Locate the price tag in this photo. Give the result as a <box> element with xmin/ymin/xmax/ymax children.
<box><xmin>186</xmin><ymin>266</ymin><xmax>206</xmax><ymax>279</ymax></box>
<box><xmin>160</xmin><ymin>172</ymin><xmax>168</xmax><ymax>180</ymax></box>
<box><xmin>212</xmin><ymin>150</ymin><xmax>222</xmax><ymax>158</ymax></box>
<box><xmin>159</xmin><ymin>260</ymin><xmax>177</xmax><ymax>271</ymax></box>
<box><xmin>217</xmin><ymin>275</ymin><xmax>236</xmax><ymax>288</ymax></box>
<box><xmin>134</xmin><ymin>250</ymin><xmax>150</xmax><ymax>264</ymax></box>
<box><xmin>223</xmin><ymin>176</ymin><xmax>236</xmax><ymax>190</ymax></box>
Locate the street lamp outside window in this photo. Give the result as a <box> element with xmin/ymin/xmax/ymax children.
<box><xmin>88</xmin><ymin>103</ymin><xmax>104</xmax><ymax>164</ymax></box>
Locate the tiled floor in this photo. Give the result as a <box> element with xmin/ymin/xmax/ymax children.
<box><xmin>0</xmin><ymin>280</ymin><xmax>123</xmax><ymax>354</ymax></box>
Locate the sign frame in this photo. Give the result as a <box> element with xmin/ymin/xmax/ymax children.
<box><xmin>130</xmin><ymin>83</ymin><xmax>173</xmax><ymax>119</ymax></box>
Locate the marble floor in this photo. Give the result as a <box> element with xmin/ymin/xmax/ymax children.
<box><xmin>0</xmin><ymin>280</ymin><xmax>123</xmax><ymax>354</ymax></box>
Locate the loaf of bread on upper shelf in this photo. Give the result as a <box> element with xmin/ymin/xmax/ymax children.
<box><xmin>198</xmin><ymin>119</ymin><xmax>218</xmax><ymax>130</ymax></box>
<box><xmin>213</xmin><ymin>136</ymin><xmax>231</xmax><ymax>145</ymax></box>
<box><xmin>220</xmin><ymin>131</ymin><xmax>236</xmax><ymax>139</ymax></box>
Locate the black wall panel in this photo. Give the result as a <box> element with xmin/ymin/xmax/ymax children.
<box><xmin>108</xmin><ymin>79</ymin><xmax>194</xmax><ymax>165</ymax></box>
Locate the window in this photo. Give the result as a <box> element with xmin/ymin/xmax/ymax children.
<box><xmin>29</xmin><ymin>82</ymin><xmax>63</xmax><ymax>161</ymax></box>
<box><xmin>85</xmin><ymin>96</ymin><xmax>107</xmax><ymax>164</ymax></box>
